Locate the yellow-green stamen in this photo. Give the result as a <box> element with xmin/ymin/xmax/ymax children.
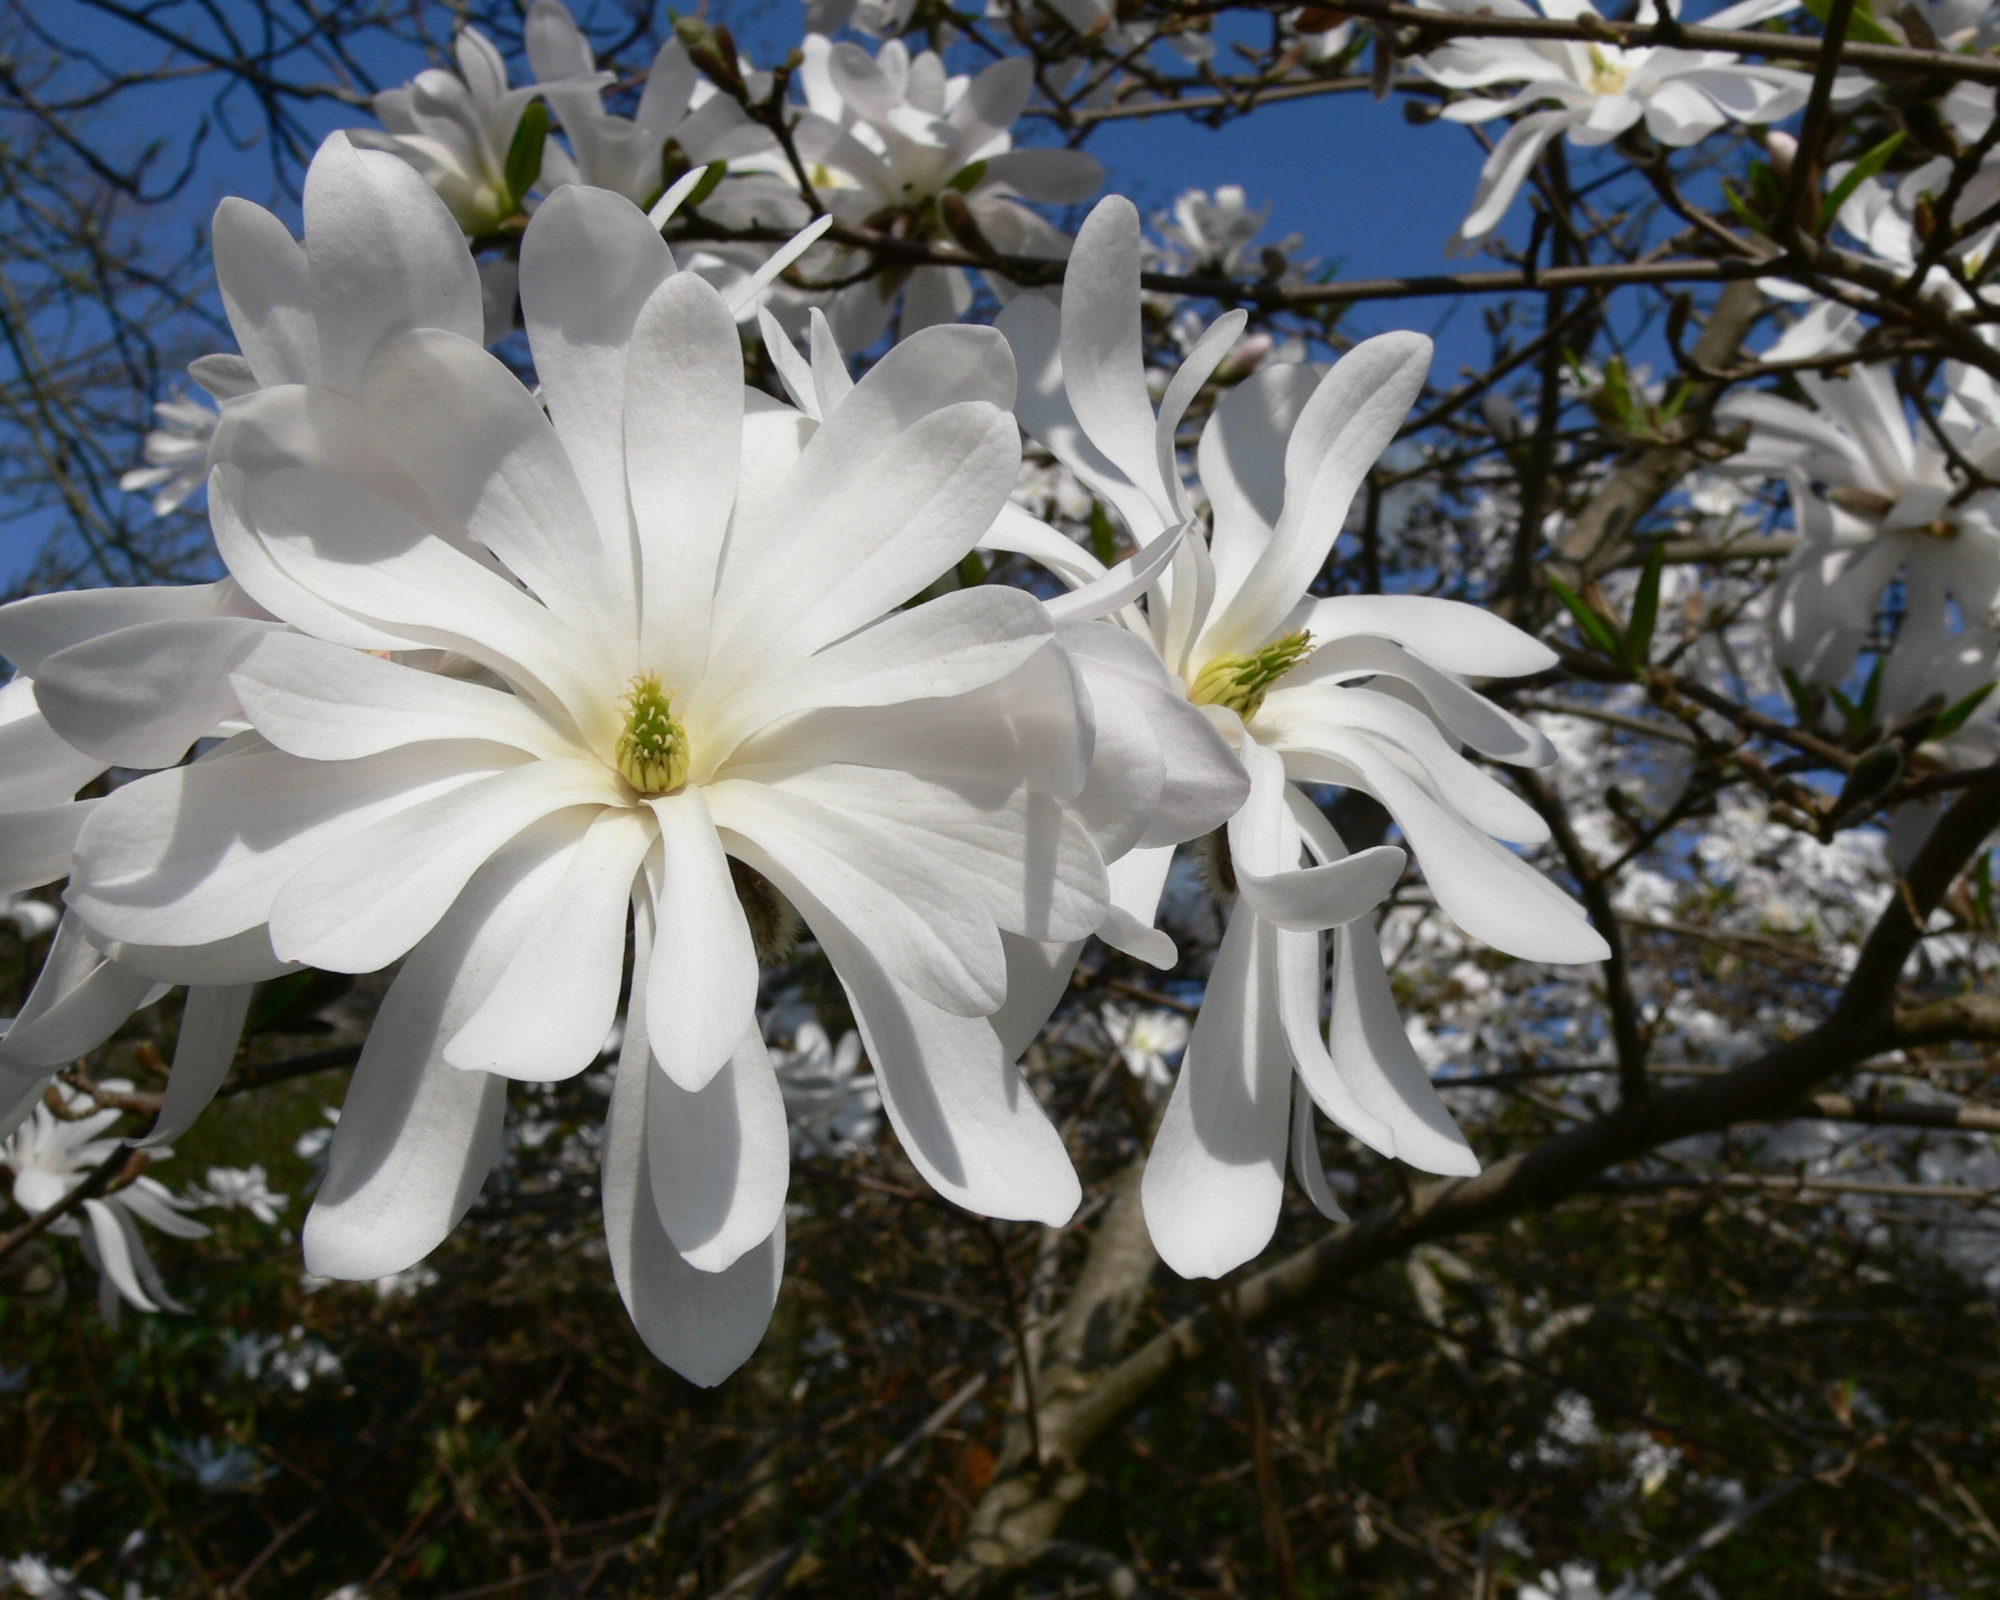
<box><xmin>1188</xmin><ymin>630</ymin><xmax>1314</xmax><ymax>719</ymax></box>
<box><xmin>616</xmin><ymin>673</ymin><xmax>689</xmax><ymax>795</ymax></box>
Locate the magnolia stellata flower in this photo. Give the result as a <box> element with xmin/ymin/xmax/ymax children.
<box><xmin>803</xmin><ymin>0</ymin><xmax>918</xmax><ymax>38</ymax></box>
<box><xmin>189</xmin><ymin>1164</ymin><xmax>288</xmax><ymax>1224</ymax></box>
<box><xmin>991</xmin><ymin>196</ymin><xmax>1607</xmax><ymax>1277</ymax></box>
<box><xmin>1102</xmin><ymin>1004</ymin><xmax>1190</xmax><ymax>1088</ymax></box>
<box><xmin>119</xmin><ymin>393</ymin><xmax>221</xmax><ymax>517</ymax></box>
<box><xmin>65</xmin><ymin>137</ymin><xmax>1108</xmax><ymax>1385</ymax></box>
<box><xmin>1716</xmin><ymin>311</ymin><xmax>2000</xmax><ymax>712</ymax></box>
<box><xmin>1153</xmin><ymin>187</ymin><xmax>1303</xmax><ymax>282</ymax></box>
<box><xmin>525</xmin><ymin>0</ymin><xmax>774</xmax><ymax>212</ymax></box>
<box><xmin>769</xmin><ymin>1019</ymin><xmax>880</xmax><ymax>1157</ymax></box>
<box><xmin>349</xmin><ymin>25</ymin><xmax>580</xmax><ymax>237</ymax></box>
<box><xmin>1420</xmin><ymin>0</ymin><xmax>1814</xmax><ymax>255</ymax></box>
<box><xmin>781</xmin><ymin>34</ymin><xmax>1103</xmax><ymax>345</ymax></box>
<box><xmin>164</xmin><ymin>1437</ymin><xmax>272</xmax><ymax>1493</ymax></box>
<box><xmin>2</xmin><ymin>1083</ymin><xmax>209</xmax><ymax>1322</ymax></box>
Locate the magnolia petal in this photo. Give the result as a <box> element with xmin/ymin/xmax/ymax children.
<box><xmin>1202</xmin><ymin>332</ymin><xmax>1432</xmax><ymax>661</ymax></box>
<box><xmin>0</xmin><ymin>582</ymin><xmax>242</xmax><ymax>680</ymax></box>
<box><xmin>1141</xmin><ymin>906</ymin><xmax>1292</xmax><ymax>1279</ymax></box>
<box><xmin>212</xmin><ymin>197</ymin><xmax>319</xmax><ymax>388</ymax></box>
<box><xmin>0</xmin><ymin>914</ymin><xmax>158</xmax><ymax>1069</ymax></box>
<box><xmin>603</xmin><ymin>905</ymin><xmax>783</xmax><ymax>1386</ymax></box>
<box><xmin>82</xmin><ymin>1199</ymin><xmax>162</xmax><ymax>1314</ymax></box>
<box><xmin>1276</xmin><ymin>922</ymin><xmax>1395</xmax><ymax>1157</ymax></box>
<box><xmin>304</xmin><ymin>133</ymin><xmax>483</xmax><ymax>396</ymax></box>
<box><xmin>269</xmin><ymin>759</ymin><xmax>619</xmax><ymax>973</ymax></box>
<box><xmin>93</xmin><ymin>925</ymin><xmax>297</xmax><ymax>986</ymax></box>
<box><xmin>645</xmin><ymin>787</ymin><xmax>760</xmax><ymax>1093</ymax></box>
<box><xmin>1201</xmin><ymin>363</ymin><xmax>1321</xmax><ymax>614</ymax></box>
<box><xmin>987</xmin><ymin>933</ymin><xmax>1086</xmax><ymax>1063</ymax></box>
<box><xmin>140</xmin><ymin>984</ymin><xmax>255</xmax><ymax>1148</ymax></box>
<box><xmin>627</xmin><ymin>273</ymin><xmax>744</xmax><ymax>682</ymax></box>
<box><xmin>1329</xmin><ymin>923</ymin><xmax>1479</xmax><ymax>1176</ymax></box>
<box><xmin>231</xmin><ymin>633</ymin><xmax>577</xmax><ymax>763</ymax></box>
<box><xmin>1290</xmin><ymin>1079</ymin><xmax>1350</xmax><ymax>1223</ymax></box>
<box><xmin>1283</xmin><ymin>633</ymin><xmax>1556</xmax><ymax>766</ymax></box>
<box><xmin>1298</xmin><ymin>595</ymin><xmax>1558</xmax><ymax>679</ymax></box>
<box><xmin>1061</xmin><ymin>198</ymin><xmax>1172</xmax><ymax>522</ymax></box>
<box><xmin>33</xmin><ymin>617</ymin><xmax>278</xmax><ymax>768</ymax></box>
<box><xmin>302</xmin><ymin>816</ymin><xmax>588</xmax><ymax>1278</ymax></box>
<box><xmin>645</xmin><ymin>1023</ymin><xmax>790</xmax><ymax>1272</ymax></box>
<box><xmin>0</xmin><ymin>802</ymin><xmax>93</xmax><ymax>896</ymax></box>
<box><xmin>446</xmin><ymin>807</ymin><xmax>654</xmax><ymax>1080</ymax></box>
<box><xmin>741</xmin><ymin>842</ymin><xmax>1080</xmax><ymax>1224</ymax></box>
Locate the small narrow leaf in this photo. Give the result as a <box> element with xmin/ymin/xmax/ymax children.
<box><xmin>1858</xmin><ymin>651</ymin><xmax>1885</xmax><ymax>729</ymax></box>
<box><xmin>687</xmin><ymin>160</ymin><xmax>729</xmax><ymax>209</ymax></box>
<box><xmin>1819</xmin><ymin>130</ymin><xmax>1906</xmax><ymax>236</ymax></box>
<box><xmin>947</xmin><ymin>160</ymin><xmax>988</xmax><ymax>194</ymax></box>
<box><xmin>1801</xmin><ymin>0</ymin><xmax>1901</xmax><ymax>46</ymax></box>
<box><xmin>504</xmin><ymin>100</ymin><xmax>549</xmax><ymax>211</ymax></box>
<box><xmin>1832</xmin><ymin>742</ymin><xmax>1904</xmax><ymax>818</ymax></box>
<box><xmin>1545</xmin><ymin>569</ymin><xmax>1629</xmax><ymax>663</ymax></box>
<box><xmin>1930</xmin><ymin>680</ymin><xmax>1995</xmax><ymax>740</ymax></box>
<box><xmin>1626</xmin><ymin>541</ymin><xmax>1666</xmax><ymax>670</ymax></box>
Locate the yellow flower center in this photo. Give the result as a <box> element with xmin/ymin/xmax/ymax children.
<box><xmin>1188</xmin><ymin>630</ymin><xmax>1314</xmax><ymax>719</ymax></box>
<box><xmin>1586</xmin><ymin>46</ymin><xmax>1631</xmax><ymax>96</ymax></box>
<box><xmin>615</xmin><ymin>673</ymin><xmax>689</xmax><ymax>795</ymax></box>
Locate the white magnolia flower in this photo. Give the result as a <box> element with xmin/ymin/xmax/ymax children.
<box><xmin>64</xmin><ymin>135</ymin><xmax>1108</xmax><ymax>1386</ymax></box>
<box><xmin>804</xmin><ymin>0</ymin><xmax>918</xmax><ymax>38</ymax></box>
<box><xmin>1421</xmin><ymin>0</ymin><xmax>1813</xmax><ymax>254</ymax></box>
<box><xmin>119</xmin><ymin>393</ymin><xmax>220</xmax><ymax>517</ymax></box>
<box><xmin>1102</xmin><ymin>1004</ymin><xmax>1189</xmax><ymax>1088</ymax></box>
<box><xmin>525</xmin><ymin>0</ymin><xmax>774</xmax><ymax>212</ymax></box>
<box><xmin>2</xmin><ymin>1082</ymin><xmax>208</xmax><ymax>1322</ymax></box>
<box><xmin>1717</xmin><ymin>310</ymin><xmax>2000</xmax><ymax>709</ymax></box>
<box><xmin>990</xmin><ymin>197</ymin><xmax>1606</xmax><ymax>1278</ymax></box>
<box><xmin>1284</xmin><ymin>8</ymin><xmax>1356</xmax><ymax>64</ymax></box>
<box><xmin>164</xmin><ymin>1436</ymin><xmax>272</xmax><ymax>1493</ymax></box>
<box><xmin>0</xmin><ymin>893</ymin><xmax>58</xmax><ymax>942</ymax></box>
<box><xmin>349</xmin><ymin>26</ymin><xmax>578</xmax><ymax>237</ymax></box>
<box><xmin>785</xmin><ymin>35</ymin><xmax>1103</xmax><ymax>345</ymax></box>
<box><xmin>1153</xmin><ymin>186</ymin><xmax>1302</xmax><ymax>281</ymax></box>
<box><xmin>770</xmin><ymin>1019</ymin><xmax>880</xmax><ymax>1157</ymax></box>
<box><xmin>191</xmin><ymin>1164</ymin><xmax>287</xmax><ymax>1224</ymax></box>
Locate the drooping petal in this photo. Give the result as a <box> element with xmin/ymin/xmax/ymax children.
<box><xmin>301</xmin><ymin>814</ymin><xmax>589</xmax><ymax>1278</ymax></box>
<box><xmin>644</xmin><ymin>787</ymin><xmax>760</xmax><ymax>1093</ymax></box>
<box><xmin>1328</xmin><ymin>923</ymin><xmax>1479</xmax><ymax>1176</ymax></box>
<box><xmin>603</xmin><ymin>899</ymin><xmax>783</xmax><ymax>1386</ymax></box>
<box><xmin>446</xmin><ymin>807</ymin><xmax>654</xmax><ymax>1080</ymax></box>
<box><xmin>211</xmin><ymin>198</ymin><xmax>319</xmax><ymax>388</ymax></box>
<box><xmin>1296</xmin><ymin>594</ymin><xmax>1559</xmax><ymax>679</ymax></box>
<box><xmin>1140</xmin><ymin>904</ymin><xmax>1292</xmax><ymax>1279</ymax></box>
<box><xmin>0</xmin><ymin>914</ymin><xmax>159</xmax><ymax>1070</ymax></box>
<box><xmin>1289</xmin><ymin>1079</ymin><xmax>1350</xmax><ymax>1223</ymax></box>
<box><xmin>741</xmin><ymin>846</ymin><xmax>1080</xmax><ymax>1225</ymax></box>
<box><xmin>139</xmin><ymin>984</ymin><xmax>255</xmax><ymax>1148</ymax></box>
<box><xmin>645</xmin><ymin>1023</ymin><xmax>790</xmax><ymax>1272</ymax></box>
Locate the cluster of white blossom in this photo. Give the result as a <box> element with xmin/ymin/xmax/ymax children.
<box><xmin>22</xmin><ymin>0</ymin><xmax>2000</xmax><ymax>1400</ymax></box>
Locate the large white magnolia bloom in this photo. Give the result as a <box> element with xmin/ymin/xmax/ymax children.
<box><xmin>4</xmin><ymin>1082</ymin><xmax>209</xmax><ymax>1321</ymax></box>
<box><xmin>1717</xmin><ymin>307</ymin><xmax>2000</xmax><ymax>711</ymax></box>
<box><xmin>349</xmin><ymin>24</ymin><xmax>579</xmax><ymax>237</ymax></box>
<box><xmin>992</xmin><ymin>198</ymin><xmax>1608</xmax><ymax>1278</ymax></box>
<box><xmin>1421</xmin><ymin>0</ymin><xmax>1812</xmax><ymax>254</ymax></box>
<box><xmin>785</xmin><ymin>35</ymin><xmax>1103</xmax><ymax>346</ymax></box>
<box><xmin>63</xmin><ymin>136</ymin><xmax>1111</xmax><ymax>1385</ymax></box>
<box><xmin>525</xmin><ymin>0</ymin><xmax>774</xmax><ymax>211</ymax></box>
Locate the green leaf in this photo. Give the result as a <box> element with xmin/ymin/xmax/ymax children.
<box><xmin>1088</xmin><ymin>501</ymin><xmax>1119</xmax><ymax>569</ymax></box>
<box><xmin>687</xmin><ymin>159</ymin><xmax>728</xmax><ymax>209</ymax></box>
<box><xmin>956</xmin><ymin>550</ymin><xmax>987</xmax><ymax>588</ymax></box>
<box><xmin>1625</xmin><ymin>541</ymin><xmax>1666</xmax><ymax>670</ymax></box>
<box><xmin>1781</xmin><ymin>665</ymin><xmax>1813</xmax><ymax>719</ymax></box>
<box><xmin>1720</xmin><ymin>179</ymin><xmax>1771</xmax><ymax>237</ymax></box>
<box><xmin>1833</xmin><ymin>741</ymin><xmax>1904</xmax><ymax>817</ymax></box>
<box><xmin>503</xmin><ymin>99</ymin><xmax>549</xmax><ymax>211</ymax></box>
<box><xmin>1801</xmin><ymin>0</ymin><xmax>1901</xmax><ymax>46</ymax></box>
<box><xmin>947</xmin><ymin>159</ymin><xmax>987</xmax><ymax>193</ymax></box>
<box><xmin>1818</xmin><ymin>130</ymin><xmax>1906</xmax><ymax>236</ymax></box>
<box><xmin>1858</xmin><ymin>651</ymin><xmax>1885</xmax><ymax>728</ymax></box>
<box><xmin>1930</xmin><ymin>680</ymin><xmax>1995</xmax><ymax>739</ymax></box>
<box><xmin>1975</xmin><ymin>851</ymin><xmax>1994</xmax><ymax>928</ymax></box>
<box><xmin>1545</xmin><ymin>569</ymin><xmax>1629</xmax><ymax>663</ymax></box>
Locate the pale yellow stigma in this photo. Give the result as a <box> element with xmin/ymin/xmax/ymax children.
<box><xmin>1586</xmin><ymin>45</ymin><xmax>1631</xmax><ymax>96</ymax></box>
<box><xmin>615</xmin><ymin>674</ymin><xmax>689</xmax><ymax>795</ymax></box>
<box><xmin>1189</xmin><ymin>630</ymin><xmax>1314</xmax><ymax>719</ymax></box>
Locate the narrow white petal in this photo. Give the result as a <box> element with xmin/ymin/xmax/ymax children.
<box><xmin>1140</xmin><ymin>905</ymin><xmax>1292</xmax><ymax>1279</ymax></box>
<box><xmin>1290</xmin><ymin>1079</ymin><xmax>1350</xmax><ymax>1223</ymax></box>
<box><xmin>140</xmin><ymin>984</ymin><xmax>255</xmax><ymax>1148</ymax></box>
<box><xmin>646</xmin><ymin>787</ymin><xmax>760</xmax><ymax>1092</ymax></box>
<box><xmin>646</xmin><ymin>1024</ymin><xmax>790</xmax><ymax>1272</ymax></box>
<box><xmin>446</xmin><ymin>807</ymin><xmax>654</xmax><ymax>1079</ymax></box>
<box><xmin>0</xmin><ymin>914</ymin><xmax>157</xmax><ymax>1069</ymax></box>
